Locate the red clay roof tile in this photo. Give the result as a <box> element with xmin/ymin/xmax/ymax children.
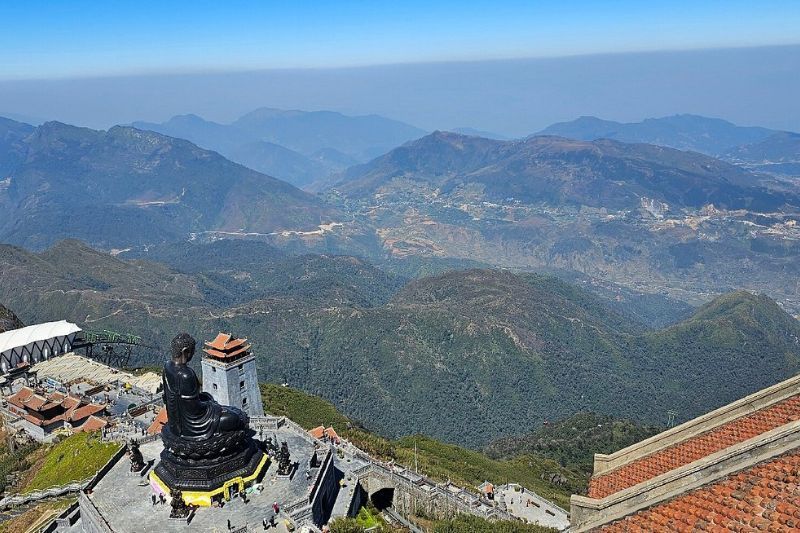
<box><xmin>147</xmin><ymin>406</ymin><xmax>168</xmax><ymax>435</ymax></box>
<box><xmin>600</xmin><ymin>449</ymin><xmax>800</xmax><ymax>532</ymax></box>
<box><xmin>588</xmin><ymin>395</ymin><xmax>800</xmax><ymax>499</ymax></box>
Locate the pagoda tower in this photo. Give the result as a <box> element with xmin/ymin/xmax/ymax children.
<box><xmin>201</xmin><ymin>332</ymin><xmax>264</xmax><ymax>417</ymax></box>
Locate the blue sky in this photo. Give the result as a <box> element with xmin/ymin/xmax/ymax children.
<box><xmin>2</xmin><ymin>0</ymin><xmax>799</xmax><ymax>79</ymax></box>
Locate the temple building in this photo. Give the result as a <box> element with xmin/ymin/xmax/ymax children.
<box><xmin>309</xmin><ymin>425</ymin><xmax>340</xmax><ymax>444</ymax></box>
<box><xmin>201</xmin><ymin>332</ymin><xmax>264</xmax><ymax>418</ymax></box>
<box><xmin>570</xmin><ymin>373</ymin><xmax>800</xmax><ymax>531</ymax></box>
<box><xmin>41</xmin><ymin>330</ymin><xmax>546</xmax><ymax>532</ymax></box>
<box><xmin>4</xmin><ymin>386</ymin><xmax>107</xmax><ymax>441</ymax></box>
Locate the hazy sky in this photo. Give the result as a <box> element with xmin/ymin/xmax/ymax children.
<box><xmin>0</xmin><ymin>3</ymin><xmax>798</xmax><ymax>136</ymax></box>
<box><xmin>2</xmin><ymin>1</ymin><xmax>799</xmax><ymax>79</ymax></box>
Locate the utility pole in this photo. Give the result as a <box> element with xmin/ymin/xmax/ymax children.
<box><xmin>667</xmin><ymin>410</ymin><xmax>678</xmax><ymax>428</ymax></box>
<box><xmin>414</xmin><ymin>438</ymin><xmax>418</xmax><ymax>474</ymax></box>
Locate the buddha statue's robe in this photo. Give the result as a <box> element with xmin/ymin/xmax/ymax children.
<box><xmin>163</xmin><ymin>360</ymin><xmax>247</xmax><ymax>440</ymax></box>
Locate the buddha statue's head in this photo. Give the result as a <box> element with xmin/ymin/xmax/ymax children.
<box><xmin>171</xmin><ymin>333</ymin><xmax>196</xmax><ymax>365</ymax></box>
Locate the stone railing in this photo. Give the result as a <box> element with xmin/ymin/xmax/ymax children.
<box><xmin>0</xmin><ymin>442</ymin><xmax>125</xmax><ymax>512</ymax></box>
<box><xmin>306</xmin><ymin>447</ymin><xmax>333</xmax><ymax>503</ymax></box>
<box><xmin>0</xmin><ymin>482</ymin><xmax>84</xmax><ymax>510</ymax></box>
<box><xmin>78</xmin><ymin>492</ymin><xmax>114</xmax><ymax>533</ymax></box>
<box><xmin>248</xmin><ymin>415</ymin><xmax>281</xmax><ymax>431</ymax></box>
<box><xmin>354</xmin><ymin>462</ymin><xmax>516</xmax><ymax>522</ymax></box>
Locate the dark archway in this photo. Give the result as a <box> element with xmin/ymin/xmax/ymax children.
<box><xmin>370</xmin><ymin>487</ymin><xmax>395</xmax><ymax>511</ymax></box>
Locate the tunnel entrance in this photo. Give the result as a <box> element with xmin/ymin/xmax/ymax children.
<box><xmin>370</xmin><ymin>487</ymin><xmax>395</xmax><ymax>511</ymax></box>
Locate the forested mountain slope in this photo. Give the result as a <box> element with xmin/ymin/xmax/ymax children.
<box><xmin>333</xmin><ymin>131</ymin><xmax>795</xmax><ymax>211</ymax></box>
<box><xmin>2</xmin><ymin>242</ymin><xmax>798</xmax><ymax>447</ymax></box>
<box><xmin>0</xmin><ymin>119</ymin><xmax>334</xmax><ymax>249</ymax></box>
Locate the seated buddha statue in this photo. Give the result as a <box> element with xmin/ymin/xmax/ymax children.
<box><xmin>163</xmin><ymin>333</ymin><xmax>248</xmax><ymax>442</ymax></box>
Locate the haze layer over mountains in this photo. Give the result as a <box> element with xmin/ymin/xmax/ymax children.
<box><xmin>2</xmin><ymin>104</ymin><xmax>800</xmax><ymax>447</ymax></box>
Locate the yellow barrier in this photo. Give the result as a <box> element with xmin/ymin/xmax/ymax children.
<box><xmin>148</xmin><ymin>454</ymin><xmax>269</xmax><ymax>507</ymax></box>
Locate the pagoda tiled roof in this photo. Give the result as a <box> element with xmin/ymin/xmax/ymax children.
<box><xmin>147</xmin><ymin>406</ymin><xmax>168</xmax><ymax>435</ymax></box>
<box><xmin>67</xmin><ymin>402</ymin><xmax>105</xmax><ymax>422</ymax></box>
<box><xmin>7</xmin><ymin>386</ymin><xmax>107</xmax><ymax>427</ymax></box>
<box><xmin>572</xmin><ymin>375</ymin><xmax>800</xmax><ymax>532</ymax></box>
<box><xmin>77</xmin><ymin>415</ymin><xmax>108</xmax><ymax>433</ymax></box>
<box><xmin>309</xmin><ymin>425</ymin><xmax>340</xmax><ymax>442</ymax></box>
<box><xmin>599</xmin><ymin>449</ymin><xmax>800</xmax><ymax>532</ymax></box>
<box><xmin>587</xmin><ymin>394</ymin><xmax>800</xmax><ymax>499</ymax></box>
<box><xmin>203</xmin><ymin>332</ymin><xmax>251</xmax><ymax>359</ymax></box>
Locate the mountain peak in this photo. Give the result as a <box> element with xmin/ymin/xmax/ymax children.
<box><xmin>539</xmin><ymin>114</ymin><xmax>776</xmax><ymax>155</ymax></box>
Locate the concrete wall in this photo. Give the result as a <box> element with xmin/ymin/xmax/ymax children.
<box><xmin>310</xmin><ymin>449</ymin><xmax>338</xmax><ymax>525</ymax></box>
<box><xmin>78</xmin><ymin>492</ymin><xmax>114</xmax><ymax>533</ymax></box>
<box><xmin>201</xmin><ymin>354</ymin><xmax>264</xmax><ymax>417</ymax></box>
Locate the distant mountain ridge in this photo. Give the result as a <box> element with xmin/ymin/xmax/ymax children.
<box><xmin>333</xmin><ymin>130</ymin><xmax>797</xmax><ymax>211</ymax></box>
<box><xmin>0</xmin><ymin>119</ymin><xmax>334</xmax><ymax>249</ymax></box>
<box><xmin>133</xmin><ymin>108</ymin><xmax>426</xmax><ymax>188</ymax></box>
<box><xmin>724</xmin><ymin>131</ymin><xmax>800</xmax><ymax>163</ymax></box>
<box><xmin>537</xmin><ymin>114</ymin><xmax>778</xmax><ymax>155</ymax></box>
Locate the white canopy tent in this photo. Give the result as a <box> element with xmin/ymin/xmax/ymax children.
<box><xmin>0</xmin><ymin>320</ymin><xmax>81</xmax><ymax>373</ymax></box>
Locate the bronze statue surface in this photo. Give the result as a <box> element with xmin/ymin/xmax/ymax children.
<box><xmin>162</xmin><ymin>333</ymin><xmax>247</xmax><ymax>440</ymax></box>
<box><xmin>154</xmin><ymin>333</ymin><xmax>265</xmax><ymax>493</ymax></box>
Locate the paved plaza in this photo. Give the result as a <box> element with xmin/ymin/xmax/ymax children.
<box><xmin>496</xmin><ymin>483</ymin><xmax>569</xmax><ymax>530</ymax></box>
<box><xmin>81</xmin><ymin>432</ymin><xmax>329</xmax><ymax>532</ymax></box>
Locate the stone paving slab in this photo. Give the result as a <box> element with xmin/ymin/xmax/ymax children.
<box><xmin>87</xmin><ymin>432</ymin><xmax>321</xmax><ymax>532</ymax></box>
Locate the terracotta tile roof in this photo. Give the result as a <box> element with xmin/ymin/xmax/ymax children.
<box><xmin>8</xmin><ymin>387</ymin><xmax>107</xmax><ymax>430</ymax></box>
<box><xmin>588</xmin><ymin>394</ymin><xmax>800</xmax><ymax>499</ymax></box>
<box><xmin>22</xmin><ymin>412</ymin><xmax>64</xmax><ymax>426</ymax></box>
<box><xmin>203</xmin><ymin>346</ymin><xmax>249</xmax><ymax>359</ymax></box>
<box><xmin>600</xmin><ymin>449</ymin><xmax>800</xmax><ymax>532</ymax></box>
<box><xmin>308</xmin><ymin>425</ymin><xmax>340</xmax><ymax>442</ymax></box>
<box><xmin>11</xmin><ymin>386</ymin><xmax>34</xmax><ymax>402</ymax></box>
<box><xmin>205</xmin><ymin>332</ymin><xmax>233</xmax><ymax>350</ymax></box>
<box><xmin>203</xmin><ymin>332</ymin><xmax>251</xmax><ymax>360</ymax></box>
<box><xmin>147</xmin><ymin>407</ymin><xmax>168</xmax><ymax>435</ymax></box>
<box><xmin>22</xmin><ymin>393</ymin><xmax>49</xmax><ymax>411</ymax></box>
<box><xmin>62</xmin><ymin>396</ymin><xmax>81</xmax><ymax>409</ymax></box>
<box><xmin>77</xmin><ymin>415</ymin><xmax>108</xmax><ymax>433</ymax></box>
<box><xmin>67</xmin><ymin>403</ymin><xmax>105</xmax><ymax>422</ymax></box>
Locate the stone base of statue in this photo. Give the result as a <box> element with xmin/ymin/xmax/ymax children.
<box><xmin>150</xmin><ymin>425</ymin><xmax>268</xmax><ymax>507</ymax></box>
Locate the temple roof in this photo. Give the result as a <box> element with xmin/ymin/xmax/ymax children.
<box><xmin>309</xmin><ymin>425</ymin><xmax>340</xmax><ymax>442</ymax></box>
<box><xmin>599</xmin><ymin>449</ymin><xmax>800</xmax><ymax>532</ymax></box>
<box><xmin>571</xmin><ymin>374</ymin><xmax>800</xmax><ymax>532</ymax></box>
<box><xmin>77</xmin><ymin>415</ymin><xmax>108</xmax><ymax>433</ymax></box>
<box><xmin>7</xmin><ymin>385</ymin><xmax>106</xmax><ymax>427</ymax></box>
<box><xmin>203</xmin><ymin>332</ymin><xmax>251</xmax><ymax>360</ymax></box>
<box><xmin>588</xmin><ymin>394</ymin><xmax>800</xmax><ymax>499</ymax></box>
<box><xmin>147</xmin><ymin>406</ymin><xmax>168</xmax><ymax>435</ymax></box>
